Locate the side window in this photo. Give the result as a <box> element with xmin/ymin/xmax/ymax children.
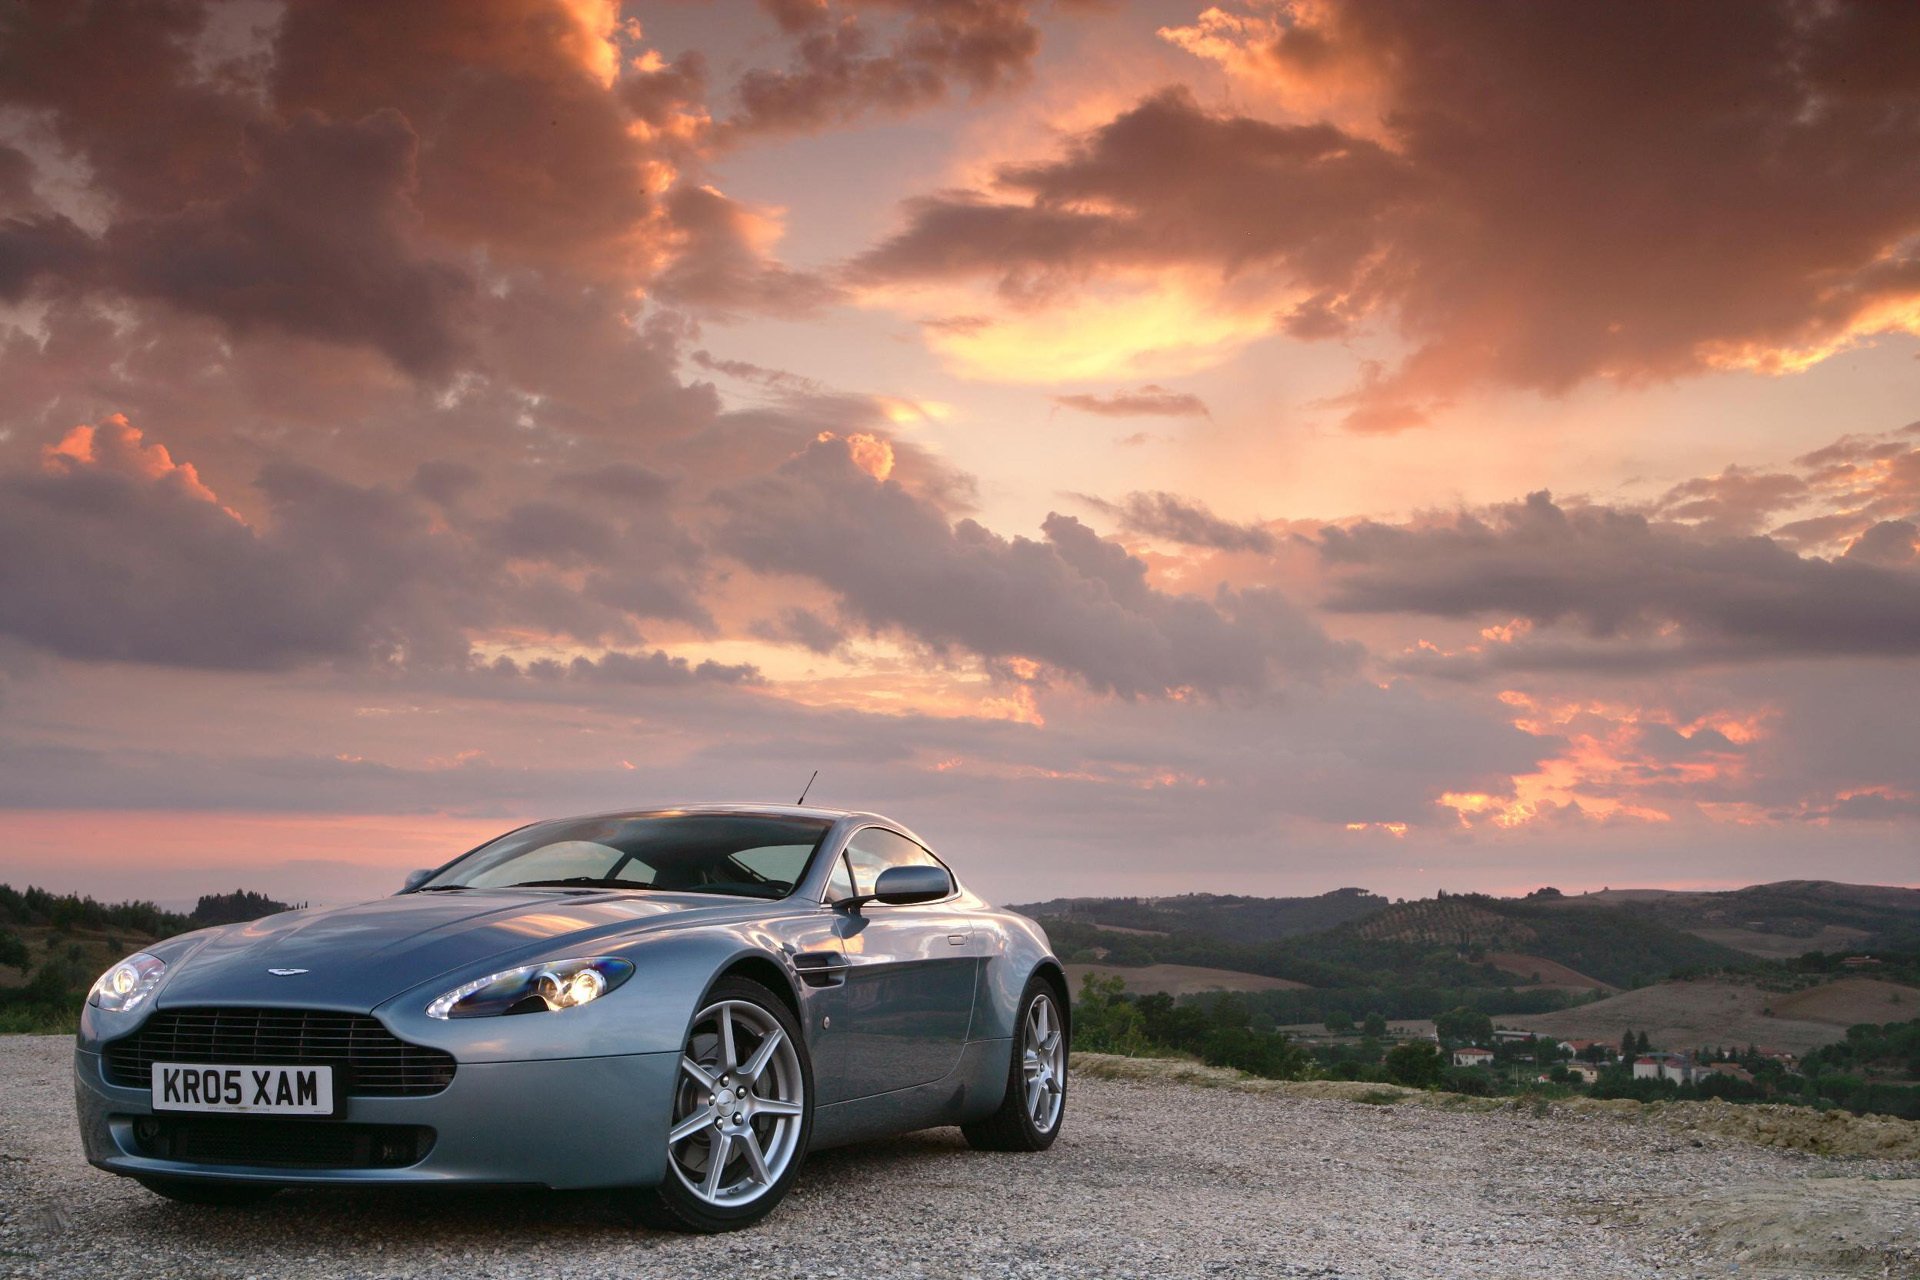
<box><xmin>824</xmin><ymin>852</ymin><xmax>855</xmax><ymax>904</ymax></box>
<box><xmin>843</xmin><ymin>828</ymin><xmax>944</xmax><ymax>898</ymax></box>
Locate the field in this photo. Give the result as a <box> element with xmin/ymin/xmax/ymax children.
<box><xmin>1507</xmin><ymin>977</ymin><xmax>1920</xmax><ymax>1055</ymax></box>
<box><xmin>1483</xmin><ymin>951</ymin><xmax>1614</xmax><ymax>992</ymax></box>
<box><xmin>1689</xmin><ymin>925</ymin><xmax>1875</xmax><ymax>958</ymax></box>
<box><xmin>1063</xmin><ymin>962</ymin><xmax>1309</xmax><ymax>996</ymax></box>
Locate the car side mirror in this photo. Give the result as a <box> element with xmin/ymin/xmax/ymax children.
<box><xmin>872</xmin><ymin>864</ymin><xmax>951</xmax><ymax>905</ymax></box>
<box><xmin>401</xmin><ymin>868</ymin><xmax>434</xmax><ymax>893</ymax></box>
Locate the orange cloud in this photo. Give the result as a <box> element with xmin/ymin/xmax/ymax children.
<box><xmin>41</xmin><ymin>414</ymin><xmax>225</xmax><ymax>508</ymax></box>
<box><xmin>813</xmin><ymin>431</ymin><xmax>895</xmax><ymax>481</ymax></box>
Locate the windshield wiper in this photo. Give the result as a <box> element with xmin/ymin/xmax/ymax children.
<box><xmin>413</xmin><ymin>884</ymin><xmax>470</xmax><ymax>892</ymax></box>
<box><xmin>504</xmin><ymin>877</ymin><xmax>653</xmax><ymax>890</ymax></box>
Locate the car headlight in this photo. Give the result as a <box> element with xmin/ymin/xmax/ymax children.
<box><xmin>426</xmin><ymin>956</ymin><xmax>634</xmax><ymax>1020</ymax></box>
<box><xmin>88</xmin><ymin>952</ymin><xmax>167</xmax><ymax>1014</ymax></box>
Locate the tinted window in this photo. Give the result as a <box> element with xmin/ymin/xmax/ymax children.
<box><xmin>843</xmin><ymin>827</ymin><xmax>944</xmax><ymax>898</ymax></box>
<box><xmin>424</xmin><ymin>814</ymin><xmax>832</xmax><ymax>899</ymax></box>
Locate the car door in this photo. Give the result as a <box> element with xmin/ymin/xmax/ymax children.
<box><xmin>819</xmin><ymin>827</ymin><xmax>978</xmax><ymax>1102</ymax></box>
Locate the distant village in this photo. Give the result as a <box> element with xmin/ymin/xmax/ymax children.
<box><xmin>1440</xmin><ymin>1029</ymin><xmax>1801</xmax><ymax>1087</ymax></box>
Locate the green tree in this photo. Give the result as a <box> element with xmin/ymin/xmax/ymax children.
<box><xmin>1434</xmin><ymin>1006</ymin><xmax>1494</xmax><ymax>1047</ymax></box>
<box><xmin>0</xmin><ymin>928</ymin><xmax>28</xmax><ymax>971</ymax></box>
<box><xmin>1073</xmin><ymin>975</ymin><xmax>1151</xmax><ymax>1056</ymax></box>
<box><xmin>1324</xmin><ymin>1010</ymin><xmax>1354</xmax><ymax>1035</ymax></box>
<box><xmin>1362</xmin><ymin>1010</ymin><xmax>1388</xmax><ymax>1037</ymax></box>
<box><xmin>1384</xmin><ymin>1041</ymin><xmax>1445</xmax><ymax>1088</ymax></box>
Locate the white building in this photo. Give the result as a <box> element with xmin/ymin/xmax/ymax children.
<box><xmin>1633</xmin><ymin>1053</ymin><xmax>1702</xmax><ymax>1084</ymax></box>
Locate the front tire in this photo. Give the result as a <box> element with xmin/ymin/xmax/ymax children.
<box><xmin>134</xmin><ymin>1176</ymin><xmax>281</xmax><ymax>1207</ymax></box>
<box><xmin>630</xmin><ymin>976</ymin><xmax>813</xmax><ymax>1233</ymax></box>
<box><xmin>963</xmin><ymin>976</ymin><xmax>1067</xmax><ymax>1152</ymax></box>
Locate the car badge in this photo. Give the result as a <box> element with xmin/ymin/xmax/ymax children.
<box><xmin>267</xmin><ymin>968</ymin><xmax>309</xmax><ymax>976</ymax></box>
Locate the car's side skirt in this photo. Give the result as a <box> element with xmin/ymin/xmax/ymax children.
<box><xmin>808</xmin><ymin>1037</ymin><xmax>1010</xmax><ymax>1150</ymax></box>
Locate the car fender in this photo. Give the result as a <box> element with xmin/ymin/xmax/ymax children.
<box><xmin>967</xmin><ymin>909</ymin><xmax>1066</xmax><ymax>1043</ymax></box>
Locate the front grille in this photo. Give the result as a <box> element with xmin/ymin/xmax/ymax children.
<box><xmin>132</xmin><ymin>1116</ymin><xmax>435</xmax><ymax>1169</ymax></box>
<box><xmin>104</xmin><ymin>1008</ymin><xmax>456</xmax><ymax>1097</ymax></box>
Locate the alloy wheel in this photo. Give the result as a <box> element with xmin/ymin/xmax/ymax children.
<box><xmin>1022</xmin><ymin>992</ymin><xmax>1066</xmax><ymax>1132</ymax></box>
<box><xmin>668</xmin><ymin>998</ymin><xmax>806</xmax><ymax>1208</ymax></box>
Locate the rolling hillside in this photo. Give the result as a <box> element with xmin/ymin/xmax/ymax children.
<box><xmin>1064</xmin><ymin>963</ymin><xmax>1311</xmax><ymax>996</ymax></box>
<box><xmin>1532</xmin><ymin>881</ymin><xmax>1920</xmax><ymax>955</ymax></box>
<box><xmin>1010</xmin><ymin>888</ymin><xmax>1389</xmax><ymax>944</ymax></box>
<box><xmin>1309</xmin><ymin>893</ymin><xmax>1746</xmax><ymax>988</ymax></box>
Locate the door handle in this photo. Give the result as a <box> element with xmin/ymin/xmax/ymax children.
<box><xmin>947</xmin><ymin>934</ymin><xmax>969</xmax><ymax>946</ymax></box>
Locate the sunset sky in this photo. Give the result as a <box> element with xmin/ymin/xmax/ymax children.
<box><xmin>1</xmin><ymin>0</ymin><xmax>1917</xmax><ymax>909</ymax></box>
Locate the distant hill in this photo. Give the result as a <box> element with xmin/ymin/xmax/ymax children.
<box><xmin>1284</xmin><ymin>893</ymin><xmax>1746</xmax><ymax>989</ymax></box>
<box><xmin>1532</xmin><ymin>880</ymin><xmax>1920</xmax><ymax>956</ymax></box>
<box><xmin>1009</xmin><ymin>888</ymin><xmax>1390</xmax><ymax>944</ymax></box>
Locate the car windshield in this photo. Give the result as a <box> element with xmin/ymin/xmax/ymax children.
<box><xmin>419</xmin><ymin>813</ymin><xmax>833</xmax><ymax>900</ymax></box>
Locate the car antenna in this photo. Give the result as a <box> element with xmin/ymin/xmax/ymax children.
<box><xmin>795</xmin><ymin>769</ymin><xmax>819</xmax><ymax>806</ymax></box>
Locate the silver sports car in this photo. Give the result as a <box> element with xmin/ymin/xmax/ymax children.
<box><xmin>73</xmin><ymin>805</ymin><xmax>1070</xmax><ymax>1231</ymax></box>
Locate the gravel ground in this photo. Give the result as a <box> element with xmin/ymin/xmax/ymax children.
<box><xmin>4</xmin><ymin>1035</ymin><xmax>1915</xmax><ymax>1279</ymax></box>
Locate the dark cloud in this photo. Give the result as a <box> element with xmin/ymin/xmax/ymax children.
<box><xmin>411</xmin><ymin>460</ymin><xmax>482</xmax><ymax>507</ymax></box>
<box><xmin>1320</xmin><ymin>490</ymin><xmax>1920</xmax><ymax>671</ymax></box>
<box><xmin>493</xmin><ymin>650</ymin><xmax>761</xmax><ymax>688</ymax></box>
<box><xmin>752</xmin><ymin>606</ymin><xmax>849</xmax><ymax>654</ymax></box>
<box><xmin>1082</xmin><ymin>491</ymin><xmax>1276</xmax><ymax>554</ymax></box>
<box><xmin>649</xmin><ymin>185</ymin><xmax>840</xmax><ymax>318</ymax></box>
<box><xmin>718</xmin><ymin>436</ymin><xmax>1353</xmax><ymax>696</ymax></box>
<box><xmin>1846</xmin><ymin>520</ymin><xmax>1919</xmax><ymax>567</ymax></box>
<box><xmin>0</xmin><ymin>413</ymin><xmax>720</xmax><ymax>670</ymax></box>
<box><xmin>268</xmin><ymin>0</ymin><xmax>660</xmax><ymax>275</ymax></box>
<box><xmin>724</xmin><ymin>0</ymin><xmax>1041</xmax><ymax>138</ymax></box>
<box><xmin>112</xmin><ymin>111</ymin><xmax>475</xmax><ymax>376</ymax></box>
<box><xmin>485</xmin><ymin>500</ymin><xmax>617</xmax><ymax>566</ymax></box>
<box><xmin>0</xmin><ymin>442</ymin><xmax>455</xmax><ymax>670</ymax></box>
<box><xmin>853</xmin><ymin>88</ymin><xmax>1409</xmax><ymax>299</ymax></box>
<box><xmin>0</xmin><ymin>214</ymin><xmax>93</xmax><ymax>301</ymax></box>
<box><xmin>1053</xmin><ymin>385</ymin><xmax>1210</xmax><ymax>418</ymax></box>
<box><xmin>858</xmin><ymin>2</ymin><xmax>1920</xmax><ymax>426</ymax></box>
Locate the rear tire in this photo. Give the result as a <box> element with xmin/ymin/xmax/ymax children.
<box><xmin>135</xmin><ymin>1176</ymin><xmax>281</xmax><ymax>1207</ymax></box>
<box><xmin>964</xmin><ymin>976</ymin><xmax>1067</xmax><ymax>1152</ymax></box>
<box><xmin>630</xmin><ymin>976</ymin><xmax>813</xmax><ymax>1233</ymax></box>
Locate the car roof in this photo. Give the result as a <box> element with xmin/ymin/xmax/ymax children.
<box><xmin>538</xmin><ymin>802</ymin><xmax>896</xmax><ymax>826</ymax></box>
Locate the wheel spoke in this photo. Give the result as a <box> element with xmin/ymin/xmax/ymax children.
<box><xmin>740</xmin><ymin>1025</ymin><xmax>785</xmax><ymax>1082</ymax></box>
<box><xmin>717</xmin><ymin>1006</ymin><xmax>738</xmax><ymax>1074</ymax></box>
<box><xmin>1022</xmin><ymin>1051</ymin><xmax>1043</xmax><ymax>1076</ymax></box>
<box><xmin>741</xmin><ymin>1130</ymin><xmax>772</xmax><ymax>1185</ymax></box>
<box><xmin>703</xmin><ymin>1132</ymin><xmax>732</xmax><ymax>1198</ymax></box>
<box><xmin>753</xmin><ymin>1096</ymin><xmax>803</xmax><ymax>1117</ymax></box>
<box><xmin>670</xmin><ymin>1106</ymin><xmax>716</xmax><ymax>1143</ymax></box>
<box><xmin>681</xmin><ymin>1055</ymin><xmax>718</xmax><ymax>1091</ymax></box>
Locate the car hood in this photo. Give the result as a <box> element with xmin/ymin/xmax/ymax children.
<box><xmin>155</xmin><ymin>890</ymin><xmax>778</xmax><ymax>1012</ymax></box>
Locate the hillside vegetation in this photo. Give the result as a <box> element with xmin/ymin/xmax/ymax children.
<box><xmin>0</xmin><ymin>884</ymin><xmax>295</xmax><ymax>1032</ymax></box>
<box><xmin>1537</xmin><ymin>880</ymin><xmax>1920</xmax><ymax>954</ymax></box>
<box><xmin>1010</xmin><ymin>888</ymin><xmax>1388</xmax><ymax>943</ymax></box>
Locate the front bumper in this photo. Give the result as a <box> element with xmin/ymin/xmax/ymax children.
<box><xmin>74</xmin><ymin>1045</ymin><xmax>679</xmax><ymax>1190</ymax></box>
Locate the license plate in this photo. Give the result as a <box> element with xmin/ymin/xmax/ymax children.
<box><xmin>151</xmin><ymin>1063</ymin><xmax>335</xmax><ymax>1115</ymax></box>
